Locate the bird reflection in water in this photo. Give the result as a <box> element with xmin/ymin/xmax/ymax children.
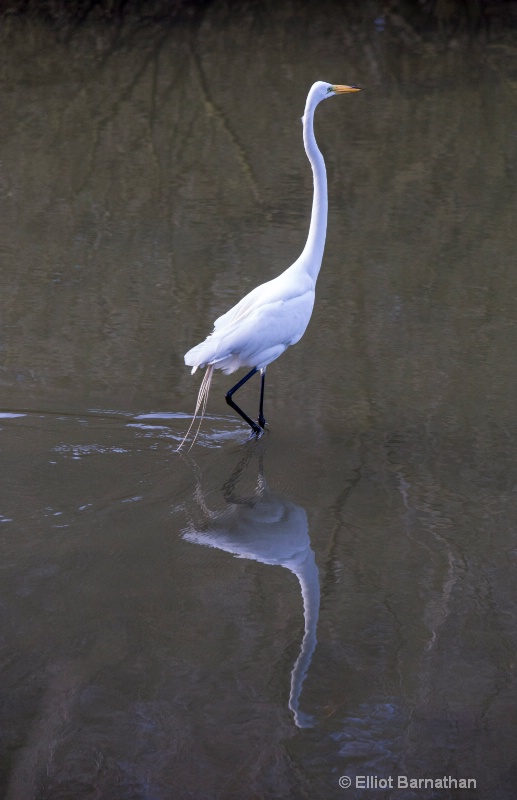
<box><xmin>182</xmin><ymin>448</ymin><xmax>320</xmax><ymax>728</ymax></box>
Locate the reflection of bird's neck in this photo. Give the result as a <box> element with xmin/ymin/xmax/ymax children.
<box><xmin>300</xmin><ymin>100</ymin><xmax>328</xmax><ymax>282</ymax></box>
<box><xmin>288</xmin><ymin>548</ymin><xmax>321</xmax><ymax>729</ymax></box>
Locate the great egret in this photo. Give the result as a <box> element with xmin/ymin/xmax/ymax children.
<box><xmin>179</xmin><ymin>81</ymin><xmax>361</xmax><ymax>450</ymax></box>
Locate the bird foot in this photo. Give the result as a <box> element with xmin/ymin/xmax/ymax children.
<box><xmin>247</xmin><ymin>422</ymin><xmax>266</xmax><ymax>441</ymax></box>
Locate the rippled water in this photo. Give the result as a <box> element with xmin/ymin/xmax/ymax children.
<box><xmin>1</xmin><ymin>4</ymin><xmax>517</xmax><ymax>799</ymax></box>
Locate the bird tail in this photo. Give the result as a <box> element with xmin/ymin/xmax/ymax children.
<box><xmin>184</xmin><ymin>337</ymin><xmax>217</xmax><ymax>372</ymax></box>
<box><xmin>176</xmin><ymin>364</ymin><xmax>214</xmax><ymax>452</ymax></box>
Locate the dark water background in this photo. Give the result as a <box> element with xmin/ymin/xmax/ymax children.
<box><xmin>1</xmin><ymin>3</ymin><xmax>517</xmax><ymax>798</ymax></box>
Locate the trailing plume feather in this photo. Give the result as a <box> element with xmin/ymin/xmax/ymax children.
<box><xmin>176</xmin><ymin>364</ymin><xmax>214</xmax><ymax>452</ymax></box>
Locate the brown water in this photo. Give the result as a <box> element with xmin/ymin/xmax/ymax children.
<box><xmin>1</xmin><ymin>4</ymin><xmax>517</xmax><ymax>798</ymax></box>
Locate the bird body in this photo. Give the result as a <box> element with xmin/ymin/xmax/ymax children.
<box><xmin>179</xmin><ymin>81</ymin><xmax>361</xmax><ymax>449</ymax></box>
<box><xmin>185</xmin><ymin>266</ymin><xmax>315</xmax><ymax>375</ymax></box>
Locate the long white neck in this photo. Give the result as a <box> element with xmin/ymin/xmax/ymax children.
<box><xmin>299</xmin><ymin>96</ymin><xmax>328</xmax><ymax>282</ymax></box>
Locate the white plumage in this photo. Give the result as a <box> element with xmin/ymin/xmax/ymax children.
<box><xmin>185</xmin><ymin>272</ymin><xmax>314</xmax><ymax>375</ymax></box>
<box><xmin>178</xmin><ymin>80</ymin><xmax>361</xmax><ymax>450</ymax></box>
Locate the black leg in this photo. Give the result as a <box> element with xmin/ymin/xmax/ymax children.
<box><xmin>226</xmin><ymin>367</ymin><xmax>262</xmax><ymax>435</ymax></box>
<box><xmin>258</xmin><ymin>368</ymin><xmax>266</xmax><ymax>429</ymax></box>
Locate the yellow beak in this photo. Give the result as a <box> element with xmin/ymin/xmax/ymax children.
<box><xmin>332</xmin><ymin>84</ymin><xmax>362</xmax><ymax>93</ymax></box>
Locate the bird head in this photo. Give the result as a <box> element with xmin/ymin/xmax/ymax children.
<box><xmin>309</xmin><ymin>81</ymin><xmax>362</xmax><ymax>107</ymax></box>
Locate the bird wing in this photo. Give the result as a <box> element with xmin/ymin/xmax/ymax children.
<box><xmin>213</xmin><ymin>289</ymin><xmax>261</xmax><ymax>331</ymax></box>
<box><xmin>212</xmin><ymin>269</ymin><xmax>313</xmax><ymax>333</ymax></box>
<box><xmin>213</xmin><ymin>289</ymin><xmax>315</xmax><ymax>367</ymax></box>
<box><xmin>185</xmin><ymin>273</ymin><xmax>315</xmax><ymax>372</ymax></box>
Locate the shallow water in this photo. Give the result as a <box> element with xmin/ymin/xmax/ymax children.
<box><xmin>1</xmin><ymin>4</ymin><xmax>517</xmax><ymax>798</ymax></box>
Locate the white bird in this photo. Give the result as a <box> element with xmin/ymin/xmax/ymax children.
<box><xmin>178</xmin><ymin>81</ymin><xmax>361</xmax><ymax>450</ymax></box>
